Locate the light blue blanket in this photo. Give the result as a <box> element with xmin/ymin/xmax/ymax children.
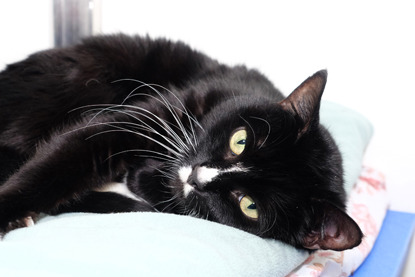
<box><xmin>0</xmin><ymin>102</ymin><xmax>373</xmax><ymax>276</ymax></box>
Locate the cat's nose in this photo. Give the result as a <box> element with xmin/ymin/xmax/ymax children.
<box><xmin>187</xmin><ymin>165</ymin><xmax>219</xmax><ymax>191</ymax></box>
<box><xmin>187</xmin><ymin>165</ymin><xmax>205</xmax><ymax>190</ymax></box>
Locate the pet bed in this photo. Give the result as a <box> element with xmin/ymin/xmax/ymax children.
<box><xmin>0</xmin><ymin>102</ymin><xmax>390</xmax><ymax>276</ymax></box>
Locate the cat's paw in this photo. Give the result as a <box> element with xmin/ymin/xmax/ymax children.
<box><xmin>0</xmin><ymin>213</ymin><xmax>38</xmax><ymax>239</ymax></box>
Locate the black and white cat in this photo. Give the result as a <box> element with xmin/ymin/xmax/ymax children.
<box><xmin>0</xmin><ymin>34</ymin><xmax>362</xmax><ymax>250</ymax></box>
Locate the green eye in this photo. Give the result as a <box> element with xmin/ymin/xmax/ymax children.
<box><xmin>239</xmin><ymin>195</ymin><xmax>258</xmax><ymax>219</ymax></box>
<box><xmin>230</xmin><ymin>129</ymin><xmax>247</xmax><ymax>156</ymax></box>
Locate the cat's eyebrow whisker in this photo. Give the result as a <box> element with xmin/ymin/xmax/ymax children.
<box><xmin>239</xmin><ymin>115</ymin><xmax>256</xmax><ymax>145</ymax></box>
<box><xmin>250</xmin><ymin>116</ymin><xmax>271</xmax><ymax>149</ymax></box>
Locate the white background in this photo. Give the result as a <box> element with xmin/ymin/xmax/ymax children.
<box><xmin>1</xmin><ymin>0</ymin><xmax>414</xmax><ymax>274</ymax></box>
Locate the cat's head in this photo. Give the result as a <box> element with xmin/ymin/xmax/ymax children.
<box><xmin>170</xmin><ymin>70</ymin><xmax>362</xmax><ymax>251</ymax></box>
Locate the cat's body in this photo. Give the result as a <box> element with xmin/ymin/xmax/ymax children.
<box><xmin>0</xmin><ymin>34</ymin><xmax>362</xmax><ymax>250</ymax></box>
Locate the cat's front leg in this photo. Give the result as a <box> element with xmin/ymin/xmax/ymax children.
<box><xmin>0</xmin><ymin>122</ymin><xmax>139</xmax><ymax>231</ymax></box>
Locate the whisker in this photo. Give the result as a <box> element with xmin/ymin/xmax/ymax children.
<box><xmin>239</xmin><ymin>115</ymin><xmax>256</xmax><ymax>145</ymax></box>
<box><xmin>80</xmin><ymin>122</ymin><xmax>184</xmax><ymax>158</ymax></box>
<box><xmin>104</xmin><ymin>149</ymin><xmax>175</xmax><ymax>163</ymax></box>
<box><xmin>94</xmin><ymin>94</ymin><xmax>192</xmax><ymax>154</ymax></box>
<box><xmin>118</xmin><ymin>106</ymin><xmax>190</xmax><ymax>152</ymax></box>
<box><xmin>112</xmin><ymin>79</ymin><xmax>203</xmax><ymax>150</ymax></box>
<box><xmin>160</xmin><ymin>193</ymin><xmax>183</xmax><ymax>212</ymax></box>
<box><xmin>70</xmin><ymin>105</ymin><xmax>188</xmax><ymax>155</ymax></box>
<box><xmin>250</xmin><ymin>116</ymin><xmax>271</xmax><ymax>149</ymax></box>
<box><xmin>122</xmin><ymin>90</ymin><xmax>202</xmax><ymax>136</ymax></box>
<box><xmin>67</xmin><ymin>103</ymin><xmax>115</xmax><ymax>114</ymax></box>
<box><xmin>98</xmin><ymin>106</ymin><xmax>190</xmax><ymax>154</ymax></box>
<box><xmin>114</xmin><ymin>79</ymin><xmax>203</xmax><ymax>129</ymax></box>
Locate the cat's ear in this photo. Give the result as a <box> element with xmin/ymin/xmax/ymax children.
<box><xmin>302</xmin><ymin>200</ymin><xmax>363</xmax><ymax>251</ymax></box>
<box><xmin>279</xmin><ymin>70</ymin><xmax>327</xmax><ymax>137</ymax></box>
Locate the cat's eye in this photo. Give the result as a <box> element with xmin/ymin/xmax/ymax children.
<box><xmin>239</xmin><ymin>195</ymin><xmax>258</xmax><ymax>219</ymax></box>
<box><xmin>229</xmin><ymin>129</ymin><xmax>247</xmax><ymax>156</ymax></box>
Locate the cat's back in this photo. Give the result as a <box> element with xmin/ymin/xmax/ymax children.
<box><xmin>0</xmin><ymin>34</ymin><xmax>282</xmax><ymax>153</ymax></box>
<box><xmin>0</xmin><ymin>35</ymin><xmax>218</xmax><ymax>149</ymax></box>
<box><xmin>0</xmin><ymin>35</ymin><xmax>217</xmax><ymax>106</ymax></box>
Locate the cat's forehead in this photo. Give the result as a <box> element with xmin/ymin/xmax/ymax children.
<box><xmin>202</xmin><ymin>98</ymin><xmax>288</xmax><ymax>130</ymax></box>
<box><xmin>202</xmin><ymin>107</ymin><xmax>294</xmax><ymax>147</ymax></box>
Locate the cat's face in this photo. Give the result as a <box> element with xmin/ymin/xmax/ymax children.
<box><xmin>168</xmin><ymin>70</ymin><xmax>362</xmax><ymax>251</ymax></box>
<box><xmin>175</xmin><ymin>101</ymin><xmax>296</xmax><ymax>230</ymax></box>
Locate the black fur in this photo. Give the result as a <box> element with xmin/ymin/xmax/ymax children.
<box><xmin>0</xmin><ymin>34</ymin><xmax>362</xmax><ymax>250</ymax></box>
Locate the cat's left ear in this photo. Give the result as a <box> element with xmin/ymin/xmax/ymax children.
<box><xmin>302</xmin><ymin>200</ymin><xmax>363</xmax><ymax>251</ymax></box>
<box><xmin>279</xmin><ymin>70</ymin><xmax>327</xmax><ymax>138</ymax></box>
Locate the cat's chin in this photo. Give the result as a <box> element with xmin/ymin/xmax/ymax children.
<box><xmin>182</xmin><ymin>183</ymin><xmax>194</xmax><ymax>198</ymax></box>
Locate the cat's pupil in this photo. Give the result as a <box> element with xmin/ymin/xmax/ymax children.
<box><xmin>247</xmin><ymin>203</ymin><xmax>256</xmax><ymax>210</ymax></box>
<box><xmin>237</xmin><ymin>139</ymin><xmax>246</xmax><ymax>145</ymax></box>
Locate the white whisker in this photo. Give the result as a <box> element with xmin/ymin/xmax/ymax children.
<box><xmin>239</xmin><ymin>115</ymin><xmax>256</xmax><ymax>145</ymax></box>
<box><xmin>250</xmin><ymin>116</ymin><xmax>271</xmax><ymax>149</ymax></box>
<box><xmin>82</xmin><ymin>122</ymin><xmax>184</xmax><ymax>158</ymax></box>
<box><xmin>104</xmin><ymin>149</ymin><xmax>176</xmax><ymax>163</ymax></box>
<box><xmin>112</xmin><ymin>79</ymin><xmax>203</xmax><ymax>150</ymax></box>
<box><xmin>120</xmin><ymin>106</ymin><xmax>190</xmax><ymax>152</ymax></box>
<box><xmin>100</xmin><ymin>106</ymin><xmax>190</xmax><ymax>153</ymax></box>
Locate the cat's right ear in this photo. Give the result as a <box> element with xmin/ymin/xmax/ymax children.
<box><xmin>279</xmin><ymin>70</ymin><xmax>327</xmax><ymax>138</ymax></box>
<box><xmin>302</xmin><ymin>200</ymin><xmax>363</xmax><ymax>251</ymax></box>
